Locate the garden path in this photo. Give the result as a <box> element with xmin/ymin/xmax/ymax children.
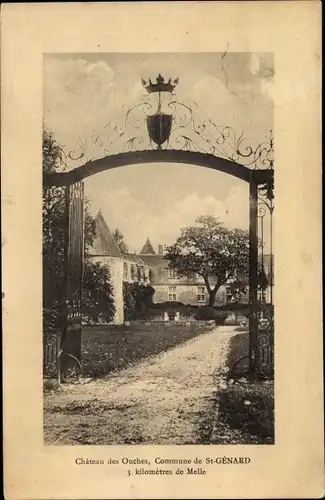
<box><xmin>44</xmin><ymin>326</ymin><xmax>236</xmax><ymax>445</ymax></box>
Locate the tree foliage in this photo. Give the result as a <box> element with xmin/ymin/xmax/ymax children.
<box><xmin>43</xmin><ymin>127</ymin><xmax>115</xmax><ymax>327</ymax></box>
<box><xmin>83</xmin><ymin>261</ymin><xmax>115</xmax><ymax>323</ymax></box>
<box><xmin>165</xmin><ymin>215</ymin><xmax>249</xmax><ymax>306</ymax></box>
<box><xmin>112</xmin><ymin>228</ymin><xmax>129</xmax><ymax>254</ymax></box>
<box><xmin>123</xmin><ymin>282</ymin><xmax>155</xmax><ymax>320</ymax></box>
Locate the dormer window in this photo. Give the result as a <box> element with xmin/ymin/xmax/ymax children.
<box><xmin>168</xmin><ymin>268</ymin><xmax>178</xmax><ymax>279</ymax></box>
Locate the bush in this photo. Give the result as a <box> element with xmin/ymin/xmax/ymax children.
<box><xmin>151</xmin><ymin>301</ymin><xmax>185</xmax><ymax>310</ymax></box>
<box><xmin>195</xmin><ymin>306</ymin><xmax>227</xmax><ymax>325</ymax></box>
<box><xmin>123</xmin><ymin>282</ymin><xmax>155</xmax><ymax>320</ymax></box>
<box><xmin>217</xmin><ymin>303</ymin><xmax>251</xmax><ymax>320</ymax></box>
<box><xmin>123</xmin><ymin>282</ymin><xmax>138</xmax><ymax>321</ymax></box>
<box><xmin>150</xmin><ymin>301</ymin><xmax>196</xmax><ymax>320</ymax></box>
<box><xmin>217</xmin><ymin>302</ymin><xmax>249</xmax><ymax>310</ymax></box>
<box><xmin>218</xmin><ymin>383</ymin><xmax>274</xmax><ymax>442</ymax></box>
<box><xmin>144</xmin><ymin>309</ymin><xmax>165</xmax><ymax>320</ymax></box>
<box><xmin>82</xmin><ymin>261</ymin><xmax>116</xmax><ymax>324</ymax></box>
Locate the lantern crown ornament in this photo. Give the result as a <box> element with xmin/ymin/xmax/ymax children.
<box><xmin>141</xmin><ymin>74</ymin><xmax>179</xmax><ymax>94</ymax></box>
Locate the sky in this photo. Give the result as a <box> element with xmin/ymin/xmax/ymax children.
<box><xmin>43</xmin><ymin>52</ymin><xmax>273</xmax><ymax>253</ymax></box>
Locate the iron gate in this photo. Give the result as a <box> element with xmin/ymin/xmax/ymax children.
<box><xmin>43</xmin><ymin>74</ymin><xmax>274</xmax><ymax>381</ymax></box>
<box><xmin>43</xmin><ymin>181</ymin><xmax>84</xmax><ymax>379</ymax></box>
<box><xmin>61</xmin><ymin>181</ymin><xmax>85</xmax><ymax>376</ymax></box>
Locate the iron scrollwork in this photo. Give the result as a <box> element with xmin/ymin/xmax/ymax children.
<box><xmin>56</xmin><ymin>75</ymin><xmax>275</xmax><ymax>173</ymax></box>
<box><xmin>256</xmin><ymin>305</ymin><xmax>274</xmax><ymax>379</ymax></box>
<box><xmin>43</xmin><ymin>75</ymin><xmax>275</xmax><ymax>383</ymax></box>
<box><xmin>259</xmin><ymin>178</ymin><xmax>274</xmax><ymax>202</ymax></box>
<box><xmin>258</xmin><ymin>180</ymin><xmax>274</xmax><ymax>308</ymax></box>
<box><xmin>43</xmin><ymin>332</ymin><xmax>60</xmax><ymax>377</ymax></box>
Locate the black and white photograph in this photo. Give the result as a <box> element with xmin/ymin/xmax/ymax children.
<box><xmin>3</xmin><ymin>2</ymin><xmax>324</xmax><ymax>499</ymax></box>
<box><xmin>42</xmin><ymin>52</ymin><xmax>275</xmax><ymax>446</ymax></box>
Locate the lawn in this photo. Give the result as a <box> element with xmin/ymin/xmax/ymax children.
<box><xmin>214</xmin><ymin>382</ymin><xmax>274</xmax><ymax>444</ymax></box>
<box><xmin>81</xmin><ymin>323</ymin><xmax>215</xmax><ymax>378</ymax></box>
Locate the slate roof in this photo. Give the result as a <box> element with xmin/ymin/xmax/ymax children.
<box><xmin>125</xmin><ymin>253</ymin><xmax>146</xmax><ymax>265</ymax></box>
<box><xmin>139</xmin><ymin>254</ymin><xmax>168</xmax><ymax>268</ymax></box>
<box><xmin>90</xmin><ymin>211</ymin><xmax>122</xmax><ymax>257</ymax></box>
<box><xmin>139</xmin><ymin>237</ymin><xmax>156</xmax><ymax>255</ymax></box>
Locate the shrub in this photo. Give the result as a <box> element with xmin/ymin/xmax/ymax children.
<box><xmin>82</xmin><ymin>261</ymin><xmax>116</xmax><ymax>324</ymax></box>
<box><xmin>217</xmin><ymin>302</ymin><xmax>249</xmax><ymax>310</ymax></box>
<box><xmin>123</xmin><ymin>282</ymin><xmax>138</xmax><ymax>321</ymax></box>
<box><xmin>167</xmin><ymin>308</ymin><xmax>176</xmax><ymax>320</ymax></box>
<box><xmin>151</xmin><ymin>301</ymin><xmax>185</xmax><ymax>310</ymax></box>
<box><xmin>123</xmin><ymin>282</ymin><xmax>155</xmax><ymax>320</ymax></box>
<box><xmin>195</xmin><ymin>306</ymin><xmax>227</xmax><ymax>325</ymax></box>
<box><xmin>145</xmin><ymin>309</ymin><xmax>165</xmax><ymax>320</ymax></box>
<box><xmin>217</xmin><ymin>303</ymin><xmax>251</xmax><ymax>320</ymax></box>
<box><xmin>150</xmin><ymin>301</ymin><xmax>196</xmax><ymax>320</ymax></box>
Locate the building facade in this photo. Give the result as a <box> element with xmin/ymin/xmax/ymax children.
<box><xmin>89</xmin><ymin>211</ymin><xmax>151</xmax><ymax>323</ymax></box>
<box><xmin>137</xmin><ymin>247</ymin><xmax>241</xmax><ymax>307</ymax></box>
<box><xmin>89</xmin><ymin>211</ymin><xmax>273</xmax><ymax>323</ymax></box>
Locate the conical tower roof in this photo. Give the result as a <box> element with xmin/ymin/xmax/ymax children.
<box><xmin>90</xmin><ymin>211</ymin><xmax>122</xmax><ymax>257</ymax></box>
<box><xmin>139</xmin><ymin>237</ymin><xmax>156</xmax><ymax>255</ymax></box>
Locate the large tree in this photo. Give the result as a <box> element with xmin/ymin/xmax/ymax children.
<box><xmin>43</xmin><ymin>128</ymin><xmax>115</xmax><ymax>329</ymax></box>
<box><xmin>164</xmin><ymin>215</ymin><xmax>249</xmax><ymax>306</ymax></box>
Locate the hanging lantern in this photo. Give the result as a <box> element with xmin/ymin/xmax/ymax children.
<box><xmin>141</xmin><ymin>74</ymin><xmax>179</xmax><ymax>149</ymax></box>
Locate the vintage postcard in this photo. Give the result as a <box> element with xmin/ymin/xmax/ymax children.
<box><xmin>2</xmin><ymin>2</ymin><xmax>323</xmax><ymax>499</ymax></box>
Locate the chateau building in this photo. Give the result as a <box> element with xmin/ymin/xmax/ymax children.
<box><xmin>89</xmin><ymin>211</ymin><xmax>273</xmax><ymax>323</ymax></box>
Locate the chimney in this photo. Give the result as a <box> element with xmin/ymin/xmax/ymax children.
<box><xmin>158</xmin><ymin>244</ymin><xmax>164</xmax><ymax>255</ymax></box>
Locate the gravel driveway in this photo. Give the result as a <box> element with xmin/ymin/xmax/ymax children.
<box><xmin>44</xmin><ymin>326</ymin><xmax>235</xmax><ymax>445</ymax></box>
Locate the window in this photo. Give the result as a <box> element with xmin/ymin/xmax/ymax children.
<box><xmin>197</xmin><ymin>286</ymin><xmax>206</xmax><ymax>303</ymax></box>
<box><xmin>226</xmin><ymin>286</ymin><xmax>233</xmax><ymax>303</ymax></box>
<box><xmin>168</xmin><ymin>268</ymin><xmax>178</xmax><ymax>279</ymax></box>
<box><xmin>168</xmin><ymin>286</ymin><xmax>177</xmax><ymax>301</ymax></box>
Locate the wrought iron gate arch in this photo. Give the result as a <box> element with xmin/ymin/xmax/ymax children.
<box><xmin>43</xmin><ymin>74</ymin><xmax>274</xmax><ymax>381</ymax></box>
<box><xmin>44</xmin><ymin>149</ymin><xmax>272</xmax><ymax>381</ymax></box>
<box><xmin>43</xmin><ymin>150</ymin><xmax>255</xmax><ymax>187</ymax></box>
